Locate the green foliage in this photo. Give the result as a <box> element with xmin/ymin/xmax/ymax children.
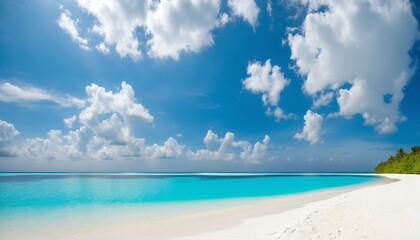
<box><xmin>411</xmin><ymin>146</ymin><xmax>420</xmax><ymax>154</ymax></box>
<box><xmin>374</xmin><ymin>146</ymin><xmax>420</xmax><ymax>174</ymax></box>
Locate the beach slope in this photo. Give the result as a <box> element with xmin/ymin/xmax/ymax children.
<box><xmin>181</xmin><ymin>174</ymin><xmax>420</xmax><ymax>240</ymax></box>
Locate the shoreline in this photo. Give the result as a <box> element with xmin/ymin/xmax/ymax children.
<box><xmin>176</xmin><ymin>174</ymin><xmax>420</xmax><ymax>240</ymax></box>
<box><xmin>56</xmin><ymin>175</ymin><xmax>391</xmax><ymax>239</ymax></box>
<box><xmin>1</xmin><ymin>174</ymin><xmax>414</xmax><ymax>240</ymax></box>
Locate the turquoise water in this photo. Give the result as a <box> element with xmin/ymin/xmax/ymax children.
<box><xmin>0</xmin><ymin>173</ymin><xmax>379</xmax><ymax>210</ymax></box>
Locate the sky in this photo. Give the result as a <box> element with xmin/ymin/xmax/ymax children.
<box><xmin>0</xmin><ymin>0</ymin><xmax>419</xmax><ymax>172</ymax></box>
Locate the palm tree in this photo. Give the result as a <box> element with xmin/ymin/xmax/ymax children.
<box><xmin>411</xmin><ymin>146</ymin><xmax>420</xmax><ymax>155</ymax></box>
<box><xmin>397</xmin><ymin>148</ymin><xmax>406</xmax><ymax>158</ymax></box>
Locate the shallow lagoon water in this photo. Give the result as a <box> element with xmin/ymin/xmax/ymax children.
<box><xmin>0</xmin><ymin>173</ymin><xmax>380</xmax><ymax>238</ymax></box>
<box><xmin>0</xmin><ymin>173</ymin><xmax>379</xmax><ymax>209</ymax></box>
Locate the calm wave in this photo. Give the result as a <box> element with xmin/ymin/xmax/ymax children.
<box><xmin>0</xmin><ymin>173</ymin><xmax>379</xmax><ymax>209</ymax></box>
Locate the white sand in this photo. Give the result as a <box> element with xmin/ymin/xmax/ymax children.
<box><xmin>3</xmin><ymin>174</ymin><xmax>418</xmax><ymax>240</ymax></box>
<box><xmin>53</xmin><ymin>182</ymin><xmax>377</xmax><ymax>240</ymax></box>
<box><xmin>178</xmin><ymin>174</ymin><xmax>420</xmax><ymax>240</ymax></box>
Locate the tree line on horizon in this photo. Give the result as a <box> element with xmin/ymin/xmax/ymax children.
<box><xmin>375</xmin><ymin>146</ymin><xmax>420</xmax><ymax>174</ymax></box>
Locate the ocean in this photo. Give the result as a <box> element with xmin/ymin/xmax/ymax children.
<box><xmin>0</xmin><ymin>173</ymin><xmax>379</xmax><ymax>209</ymax></box>
<box><xmin>0</xmin><ymin>173</ymin><xmax>380</xmax><ymax>238</ymax></box>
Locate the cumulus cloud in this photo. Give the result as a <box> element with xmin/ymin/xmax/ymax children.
<box><xmin>294</xmin><ymin>110</ymin><xmax>323</xmax><ymax>144</ymax></box>
<box><xmin>72</xmin><ymin>0</ymin><xmax>232</xmax><ymax>60</ymax></box>
<box><xmin>187</xmin><ymin>130</ymin><xmax>270</xmax><ymax>164</ymax></box>
<box><xmin>228</xmin><ymin>0</ymin><xmax>260</xmax><ymax>28</ymax></box>
<box><xmin>236</xmin><ymin>135</ymin><xmax>270</xmax><ymax>164</ymax></box>
<box><xmin>76</xmin><ymin>81</ymin><xmax>153</xmax><ymax>148</ymax></box>
<box><xmin>77</xmin><ymin>0</ymin><xmax>150</xmax><ymax>60</ymax></box>
<box><xmin>243</xmin><ymin>59</ymin><xmax>294</xmax><ymax>121</ymax></box>
<box><xmin>312</xmin><ymin>92</ymin><xmax>334</xmax><ymax>109</ymax></box>
<box><xmin>59</xmin><ymin>0</ymin><xmax>262</xmax><ymax>61</ymax></box>
<box><xmin>146</xmin><ymin>0</ymin><xmax>222</xmax><ymax>60</ymax></box>
<box><xmin>63</xmin><ymin>115</ymin><xmax>77</xmax><ymax>129</ymax></box>
<box><xmin>58</xmin><ymin>7</ymin><xmax>89</xmax><ymax>50</ymax></box>
<box><xmin>217</xmin><ymin>13</ymin><xmax>231</xmax><ymax>27</ymax></box>
<box><xmin>79</xmin><ymin>81</ymin><xmax>153</xmax><ymax>127</ymax></box>
<box><xmin>17</xmin><ymin>82</ymin><xmax>183</xmax><ymax>161</ymax></box>
<box><xmin>22</xmin><ymin>129</ymin><xmax>87</xmax><ymax>160</ymax></box>
<box><xmin>95</xmin><ymin>42</ymin><xmax>110</xmax><ymax>55</ymax></box>
<box><xmin>0</xmin><ymin>120</ymin><xmax>19</xmax><ymax>157</ymax></box>
<box><xmin>288</xmin><ymin>0</ymin><xmax>419</xmax><ymax>133</ymax></box>
<box><xmin>0</xmin><ymin>82</ymin><xmax>85</xmax><ymax>108</ymax></box>
<box><xmin>145</xmin><ymin>137</ymin><xmax>185</xmax><ymax>159</ymax></box>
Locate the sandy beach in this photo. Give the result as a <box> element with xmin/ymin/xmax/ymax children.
<box><xmin>178</xmin><ymin>174</ymin><xmax>420</xmax><ymax>240</ymax></box>
<box><xmin>1</xmin><ymin>174</ymin><xmax>418</xmax><ymax>240</ymax></box>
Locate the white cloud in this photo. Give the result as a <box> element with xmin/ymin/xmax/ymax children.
<box><xmin>58</xmin><ymin>8</ymin><xmax>89</xmax><ymax>50</ymax></box>
<box><xmin>228</xmin><ymin>0</ymin><xmax>260</xmax><ymax>28</ymax></box>
<box><xmin>217</xmin><ymin>13</ymin><xmax>231</xmax><ymax>27</ymax></box>
<box><xmin>187</xmin><ymin>130</ymin><xmax>270</xmax><ymax>164</ymax></box>
<box><xmin>77</xmin><ymin>0</ymin><xmax>151</xmax><ymax>60</ymax></box>
<box><xmin>294</xmin><ymin>110</ymin><xmax>323</xmax><ymax>144</ymax></box>
<box><xmin>312</xmin><ymin>92</ymin><xmax>334</xmax><ymax>109</ymax></box>
<box><xmin>95</xmin><ymin>42</ymin><xmax>110</xmax><ymax>55</ymax></box>
<box><xmin>144</xmin><ymin>137</ymin><xmax>185</xmax><ymax>159</ymax></box>
<box><xmin>59</xmin><ymin>0</ymin><xmax>262</xmax><ymax>61</ymax></box>
<box><xmin>236</xmin><ymin>135</ymin><xmax>270</xmax><ymax>164</ymax></box>
<box><xmin>74</xmin><ymin>0</ymin><xmax>226</xmax><ymax>60</ymax></box>
<box><xmin>146</xmin><ymin>0</ymin><xmax>221</xmax><ymax>60</ymax></box>
<box><xmin>265</xmin><ymin>107</ymin><xmax>295</xmax><ymax>122</ymax></box>
<box><xmin>266</xmin><ymin>0</ymin><xmax>273</xmax><ymax>17</ymax></box>
<box><xmin>1</xmin><ymin>79</ymin><xmax>274</xmax><ymax>163</ymax></box>
<box><xmin>79</xmin><ymin>81</ymin><xmax>153</xmax><ymax>127</ymax></box>
<box><xmin>203</xmin><ymin>129</ymin><xmax>219</xmax><ymax>146</ymax></box>
<box><xmin>188</xmin><ymin>131</ymin><xmax>236</xmax><ymax>161</ymax></box>
<box><xmin>76</xmin><ymin>81</ymin><xmax>153</xmax><ymax>146</ymax></box>
<box><xmin>47</xmin><ymin>130</ymin><xmax>62</xmax><ymax>143</ymax></box>
<box><xmin>21</xmin><ymin>129</ymin><xmax>184</xmax><ymax>161</ymax></box>
<box><xmin>94</xmin><ymin>113</ymin><xmax>131</xmax><ymax>145</ymax></box>
<box><xmin>22</xmin><ymin>128</ymin><xmax>91</xmax><ymax>160</ymax></box>
<box><xmin>0</xmin><ymin>82</ymin><xmax>85</xmax><ymax>108</ymax></box>
<box><xmin>288</xmin><ymin>0</ymin><xmax>419</xmax><ymax>133</ymax></box>
<box><xmin>0</xmin><ymin>120</ymin><xmax>19</xmax><ymax>157</ymax></box>
<box><xmin>243</xmin><ymin>59</ymin><xmax>294</xmax><ymax>121</ymax></box>
<box><xmin>18</xmin><ymin>82</ymin><xmax>183</xmax><ymax>161</ymax></box>
<box><xmin>63</xmin><ymin>115</ymin><xmax>77</xmax><ymax>129</ymax></box>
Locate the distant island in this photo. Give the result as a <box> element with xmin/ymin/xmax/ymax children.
<box><xmin>375</xmin><ymin>146</ymin><xmax>420</xmax><ymax>174</ymax></box>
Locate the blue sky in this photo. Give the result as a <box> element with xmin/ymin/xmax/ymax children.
<box><xmin>0</xmin><ymin>0</ymin><xmax>419</xmax><ymax>172</ymax></box>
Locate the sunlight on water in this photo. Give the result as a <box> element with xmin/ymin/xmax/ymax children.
<box><xmin>0</xmin><ymin>173</ymin><xmax>379</xmax><ymax>209</ymax></box>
